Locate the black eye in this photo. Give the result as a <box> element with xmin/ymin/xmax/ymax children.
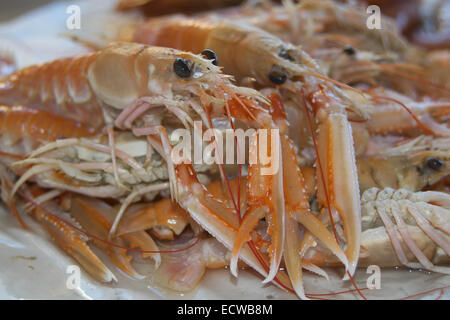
<box><xmin>201</xmin><ymin>49</ymin><xmax>218</xmax><ymax>66</ymax></box>
<box><xmin>343</xmin><ymin>46</ymin><xmax>356</xmax><ymax>56</ymax></box>
<box><xmin>173</xmin><ymin>58</ymin><xmax>192</xmax><ymax>78</ymax></box>
<box><xmin>425</xmin><ymin>158</ymin><xmax>444</xmax><ymax>171</ymax></box>
<box><xmin>268</xmin><ymin>69</ymin><xmax>287</xmax><ymax>85</ymax></box>
<box><xmin>279</xmin><ymin>48</ymin><xmax>294</xmax><ymax>61</ymax></box>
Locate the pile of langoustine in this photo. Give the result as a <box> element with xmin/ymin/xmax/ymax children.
<box><xmin>0</xmin><ymin>0</ymin><xmax>449</xmax><ymax>299</ymax></box>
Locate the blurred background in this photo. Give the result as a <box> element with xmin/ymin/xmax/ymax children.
<box><xmin>364</xmin><ymin>0</ymin><xmax>449</xmax><ymax>49</ymax></box>
<box><xmin>0</xmin><ymin>0</ymin><xmax>57</xmax><ymax>22</ymax></box>
<box><xmin>0</xmin><ymin>0</ymin><xmax>448</xmax><ymax>48</ymax></box>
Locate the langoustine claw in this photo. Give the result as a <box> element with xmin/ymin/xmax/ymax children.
<box><xmin>23</xmin><ymin>189</ymin><xmax>118</xmax><ymax>283</ymax></box>
<box><xmin>228</xmin><ymin>93</ymin><xmax>349</xmax><ymax>298</ymax></box>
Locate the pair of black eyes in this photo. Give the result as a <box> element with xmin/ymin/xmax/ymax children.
<box><xmin>174</xmin><ymin>47</ymin><xmax>288</xmax><ymax>85</ymax></box>
<box><xmin>173</xmin><ymin>49</ymin><xmax>219</xmax><ymax>78</ymax></box>
<box><xmin>267</xmin><ymin>49</ymin><xmax>294</xmax><ymax>85</ymax></box>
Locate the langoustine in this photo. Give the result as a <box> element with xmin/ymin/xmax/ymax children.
<box><xmin>357</xmin><ymin>135</ymin><xmax>450</xmax><ymax>193</ymax></box>
<box><xmin>0</xmin><ymin>42</ymin><xmax>350</xmax><ymax>297</ymax></box>
<box><xmin>124</xmin><ymin>13</ymin><xmax>366</xmax><ymax>281</ymax></box>
<box><xmin>0</xmin><ymin>107</ymin><xmax>132</xmax><ymax>280</ymax></box>
<box><xmin>191</xmin><ymin>0</ymin><xmax>449</xmax><ymax>98</ymax></box>
<box><xmin>0</xmin><ymin>104</ymin><xmax>241</xmax><ymax>288</ymax></box>
<box><xmin>303</xmin><ymin>187</ymin><xmax>450</xmax><ymax>274</ymax></box>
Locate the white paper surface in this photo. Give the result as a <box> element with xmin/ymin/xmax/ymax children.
<box><xmin>0</xmin><ymin>0</ymin><xmax>448</xmax><ymax>300</ymax></box>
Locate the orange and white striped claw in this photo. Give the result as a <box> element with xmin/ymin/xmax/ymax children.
<box><xmin>228</xmin><ymin>128</ymin><xmax>285</xmax><ymax>285</ymax></box>
<box><xmin>281</xmin><ymin>131</ymin><xmax>349</xmax><ymax>298</ymax></box>
<box><xmin>132</xmin><ymin>126</ymin><xmax>281</xmax><ymax>288</ymax></box>
<box><xmin>69</xmin><ymin>196</ymin><xmax>149</xmax><ymax>280</ymax></box>
<box><xmin>317</xmin><ymin>112</ymin><xmax>361</xmax><ymax>278</ymax></box>
<box><xmin>25</xmin><ymin>192</ymin><xmax>117</xmax><ymax>283</ymax></box>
